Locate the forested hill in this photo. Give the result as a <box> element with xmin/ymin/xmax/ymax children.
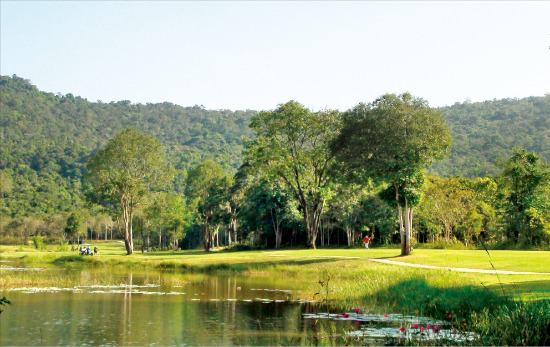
<box><xmin>1</xmin><ymin>74</ymin><xmax>549</xmax><ymax>217</ymax></box>
<box><xmin>434</xmin><ymin>95</ymin><xmax>550</xmax><ymax>177</ymax></box>
<box><xmin>0</xmin><ymin>75</ymin><xmax>254</xmax><ymax>215</ymax></box>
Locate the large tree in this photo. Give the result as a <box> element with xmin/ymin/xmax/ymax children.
<box><xmin>185</xmin><ymin>160</ymin><xmax>228</xmax><ymax>251</ymax></box>
<box><xmin>245</xmin><ymin>101</ymin><xmax>341</xmax><ymax>248</ymax></box>
<box><xmin>86</xmin><ymin>127</ymin><xmax>172</xmax><ymax>255</ymax></box>
<box><xmin>501</xmin><ymin>148</ymin><xmax>550</xmax><ymax>245</ymax></box>
<box><xmin>332</xmin><ymin>93</ymin><xmax>452</xmax><ymax>255</ymax></box>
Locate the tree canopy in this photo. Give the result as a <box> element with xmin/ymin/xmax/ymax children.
<box><xmin>86</xmin><ymin>127</ymin><xmax>173</xmax><ymax>254</ymax></box>
<box><xmin>332</xmin><ymin>93</ymin><xmax>452</xmax><ymax>255</ymax></box>
<box><xmin>245</xmin><ymin>101</ymin><xmax>341</xmax><ymax>248</ymax></box>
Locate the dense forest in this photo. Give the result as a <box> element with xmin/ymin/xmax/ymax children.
<box><xmin>434</xmin><ymin>96</ymin><xmax>550</xmax><ymax>177</ymax></box>
<box><xmin>1</xmin><ymin>75</ymin><xmax>549</xmax><ymax>251</ymax></box>
<box><xmin>0</xmin><ymin>75</ymin><xmax>254</xmax><ymax>217</ymax></box>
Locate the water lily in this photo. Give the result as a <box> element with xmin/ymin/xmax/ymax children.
<box><xmin>413</xmin><ymin>323</ymin><xmax>419</xmax><ymax>329</ymax></box>
<box><xmin>433</xmin><ymin>325</ymin><xmax>441</xmax><ymax>333</ymax></box>
<box><xmin>341</xmin><ymin>313</ymin><xmax>350</xmax><ymax>318</ymax></box>
<box><xmin>399</xmin><ymin>327</ymin><xmax>406</xmax><ymax>332</ymax></box>
<box><xmin>427</xmin><ymin>324</ymin><xmax>432</xmax><ymax>329</ymax></box>
<box><xmin>420</xmin><ymin>326</ymin><xmax>425</xmax><ymax>332</ymax></box>
<box><xmin>449</xmin><ymin>314</ymin><xmax>453</xmax><ymax>319</ymax></box>
<box><xmin>354</xmin><ymin>308</ymin><xmax>361</xmax><ymax>314</ymax></box>
<box><xmin>354</xmin><ymin>320</ymin><xmax>360</xmax><ymax>325</ymax></box>
<box><xmin>383</xmin><ymin>314</ymin><xmax>389</xmax><ymax>318</ymax></box>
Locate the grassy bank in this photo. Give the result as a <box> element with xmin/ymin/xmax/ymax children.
<box><xmin>2</xmin><ymin>242</ymin><xmax>550</xmax><ymax>345</ymax></box>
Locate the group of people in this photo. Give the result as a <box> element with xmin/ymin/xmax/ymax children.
<box><xmin>78</xmin><ymin>246</ymin><xmax>99</xmax><ymax>256</ymax></box>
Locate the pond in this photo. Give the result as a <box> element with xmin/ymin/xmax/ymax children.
<box><xmin>0</xmin><ymin>265</ymin><xmax>471</xmax><ymax>346</ymax></box>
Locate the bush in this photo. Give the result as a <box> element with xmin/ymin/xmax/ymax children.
<box><xmin>156</xmin><ymin>261</ymin><xmax>190</xmax><ymax>270</ymax></box>
<box><xmin>32</xmin><ymin>235</ymin><xmax>45</xmax><ymax>250</ymax></box>
<box><xmin>0</xmin><ymin>237</ymin><xmax>21</xmax><ymax>245</ymax></box>
<box><xmin>55</xmin><ymin>244</ymin><xmax>70</xmax><ymax>252</ymax></box>
<box><xmin>225</xmin><ymin>243</ymin><xmax>251</xmax><ymax>252</ymax></box>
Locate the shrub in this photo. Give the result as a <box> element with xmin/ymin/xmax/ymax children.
<box><xmin>0</xmin><ymin>237</ymin><xmax>21</xmax><ymax>245</ymax></box>
<box><xmin>55</xmin><ymin>244</ymin><xmax>70</xmax><ymax>252</ymax></box>
<box><xmin>225</xmin><ymin>243</ymin><xmax>250</xmax><ymax>252</ymax></box>
<box><xmin>31</xmin><ymin>235</ymin><xmax>45</xmax><ymax>250</ymax></box>
<box><xmin>156</xmin><ymin>261</ymin><xmax>190</xmax><ymax>270</ymax></box>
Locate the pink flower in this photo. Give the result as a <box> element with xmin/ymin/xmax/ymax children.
<box><xmin>355</xmin><ymin>308</ymin><xmax>361</xmax><ymax>314</ymax></box>
<box><xmin>354</xmin><ymin>320</ymin><xmax>360</xmax><ymax>325</ymax></box>
<box><xmin>341</xmin><ymin>313</ymin><xmax>350</xmax><ymax>318</ymax></box>
<box><xmin>420</xmin><ymin>326</ymin><xmax>425</xmax><ymax>332</ymax></box>
<box><xmin>433</xmin><ymin>325</ymin><xmax>441</xmax><ymax>333</ymax></box>
<box><xmin>448</xmin><ymin>314</ymin><xmax>453</xmax><ymax>319</ymax></box>
<box><xmin>383</xmin><ymin>314</ymin><xmax>389</xmax><ymax>318</ymax></box>
<box><xmin>427</xmin><ymin>324</ymin><xmax>432</xmax><ymax>329</ymax></box>
<box><xmin>413</xmin><ymin>323</ymin><xmax>419</xmax><ymax>329</ymax></box>
<box><xmin>399</xmin><ymin>327</ymin><xmax>406</xmax><ymax>332</ymax></box>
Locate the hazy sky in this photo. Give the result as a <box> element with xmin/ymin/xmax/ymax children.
<box><xmin>1</xmin><ymin>1</ymin><xmax>549</xmax><ymax>111</ymax></box>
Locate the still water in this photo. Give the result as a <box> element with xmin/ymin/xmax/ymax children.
<box><xmin>1</xmin><ymin>267</ymin><xmax>355</xmax><ymax>346</ymax></box>
<box><xmin>1</xmin><ymin>266</ymin><xmax>467</xmax><ymax>346</ymax></box>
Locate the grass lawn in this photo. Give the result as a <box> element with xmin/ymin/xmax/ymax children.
<box><xmin>2</xmin><ymin>242</ymin><xmax>549</xmax><ymax>300</ymax></box>
<box><xmin>4</xmin><ymin>242</ymin><xmax>548</xmax><ymax>271</ymax></box>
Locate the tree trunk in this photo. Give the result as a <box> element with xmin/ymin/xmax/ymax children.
<box><xmin>204</xmin><ymin>217</ymin><xmax>211</xmax><ymax>252</ymax></box>
<box><xmin>304</xmin><ymin>200</ymin><xmax>324</xmax><ymax>249</ymax></box>
<box><xmin>346</xmin><ymin>225</ymin><xmax>354</xmax><ymax>247</ymax></box>
<box><xmin>270</xmin><ymin>209</ymin><xmax>282</xmax><ymax>248</ymax></box>
<box><xmin>398</xmin><ymin>205</ymin><xmax>407</xmax><ymax>255</ymax></box>
<box><xmin>275</xmin><ymin>223</ymin><xmax>282</xmax><ymax>248</ymax></box>
<box><xmin>401</xmin><ymin>201</ymin><xmax>413</xmax><ymax>256</ymax></box>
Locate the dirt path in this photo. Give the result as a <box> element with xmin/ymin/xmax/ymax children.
<box><xmin>268</xmin><ymin>254</ymin><xmax>550</xmax><ymax>275</ymax></box>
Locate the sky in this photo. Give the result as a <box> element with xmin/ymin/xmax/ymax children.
<box><xmin>1</xmin><ymin>1</ymin><xmax>549</xmax><ymax>111</ymax></box>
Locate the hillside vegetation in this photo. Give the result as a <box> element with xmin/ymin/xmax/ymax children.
<box><xmin>434</xmin><ymin>96</ymin><xmax>550</xmax><ymax>177</ymax></box>
<box><xmin>1</xmin><ymin>75</ymin><xmax>254</xmax><ymax>216</ymax></box>
<box><xmin>1</xmin><ymin>74</ymin><xmax>548</xmax><ymax>226</ymax></box>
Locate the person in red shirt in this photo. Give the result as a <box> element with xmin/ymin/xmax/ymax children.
<box><xmin>364</xmin><ymin>235</ymin><xmax>371</xmax><ymax>249</ymax></box>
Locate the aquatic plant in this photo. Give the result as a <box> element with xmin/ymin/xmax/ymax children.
<box><xmin>0</xmin><ymin>296</ymin><xmax>10</xmax><ymax>314</ymax></box>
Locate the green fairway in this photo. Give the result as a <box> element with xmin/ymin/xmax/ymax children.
<box><xmin>3</xmin><ymin>243</ymin><xmax>548</xmax><ymax>272</ymax></box>
<box><xmin>2</xmin><ymin>242</ymin><xmax>549</xmax><ymax>301</ymax></box>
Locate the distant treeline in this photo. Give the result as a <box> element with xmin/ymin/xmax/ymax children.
<box><xmin>0</xmin><ymin>75</ymin><xmax>549</xmax><ymax>250</ymax></box>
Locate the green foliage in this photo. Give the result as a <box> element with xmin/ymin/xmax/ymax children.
<box><xmin>86</xmin><ymin>128</ymin><xmax>173</xmax><ymax>254</ymax></box>
<box><xmin>333</xmin><ymin>93</ymin><xmax>452</xmax><ymax>184</ymax></box>
<box><xmin>245</xmin><ymin>101</ymin><xmax>341</xmax><ymax>248</ymax></box>
<box><xmin>333</xmin><ymin>93</ymin><xmax>452</xmax><ymax>255</ymax></box>
<box><xmin>2</xmin><ymin>74</ymin><xmax>549</xmax><ymax>251</ymax></box>
<box><xmin>31</xmin><ymin>234</ymin><xmax>45</xmax><ymax>250</ymax></box>
<box><xmin>433</xmin><ymin>95</ymin><xmax>550</xmax><ymax>177</ymax></box>
<box><xmin>0</xmin><ymin>75</ymin><xmax>253</xmax><ymax>222</ymax></box>
<box><xmin>501</xmin><ymin>148</ymin><xmax>550</xmax><ymax>245</ymax></box>
<box><xmin>185</xmin><ymin>160</ymin><xmax>229</xmax><ymax>251</ymax></box>
<box><xmin>64</xmin><ymin>211</ymin><xmax>85</xmax><ymax>240</ymax></box>
<box><xmin>472</xmin><ymin>300</ymin><xmax>550</xmax><ymax>346</ymax></box>
<box><xmin>415</xmin><ymin>176</ymin><xmax>498</xmax><ymax>245</ymax></box>
<box><xmin>374</xmin><ymin>278</ymin><xmax>507</xmax><ymax>321</ymax></box>
<box><xmin>0</xmin><ymin>296</ymin><xmax>10</xmax><ymax>314</ymax></box>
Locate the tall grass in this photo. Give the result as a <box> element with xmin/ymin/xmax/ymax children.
<box><xmin>472</xmin><ymin>300</ymin><xmax>550</xmax><ymax>345</ymax></box>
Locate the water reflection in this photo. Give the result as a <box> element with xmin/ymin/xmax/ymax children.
<box><xmin>1</xmin><ymin>292</ymin><xmax>331</xmax><ymax>345</ymax></box>
<box><xmin>1</xmin><ymin>268</ymin><xmax>332</xmax><ymax>346</ymax></box>
<box><xmin>0</xmin><ymin>267</ymin><xmax>472</xmax><ymax>346</ymax></box>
